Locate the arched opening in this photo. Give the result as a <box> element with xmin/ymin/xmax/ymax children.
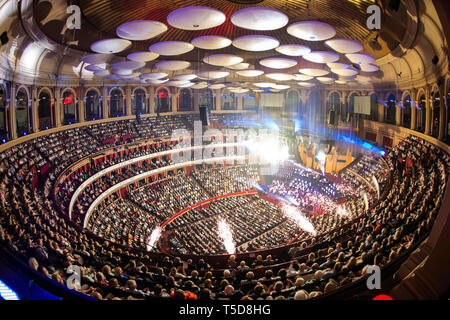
<box><xmin>348</xmin><ymin>93</ymin><xmax>358</xmax><ymax>116</ymax></box>
<box><xmin>286</xmin><ymin>90</ymin><xmax>299</xmax><ymax>113</ymax></box>
<box><xmin>431</xmin><ymin>89</ymin><xmax>440</xmax><ymax>138</ymax></box>
<box><xmin>402</xmin><ymin>95</ymin><xmax>411</xmax><ymax>129</ymax></box>
<box><xmin>39</xmin><ymin>90</ymin><xmax>53</xmax><ymax>130</ymax></box>
<box><xmin>61</xmin><ymin>90</ymin><xmax>77</xmax><ymax>125</ymax></box>
<box><xmin>370</xmin><ymin>94</ymin><xmax>378</xmax><ymax>121</ymax></box>
<box><xmin>221</xmin><ymin>90</ymin><xmax>237</xmax><ymax>110</ymax></box>
<box><xmin>243</xmin><ymin>92</ymin><xmax>257</xmax><ymax>110</ymax></box>
<box><xmin>417</xmin><ymin>94</ymin><xmax>426</xmax><ymax>133</ymax></box>
<box><xmin>328</xmin><ymin>92</ymin><xmax>340</xmax><ymax>125</ymax></box>
<box><xmin>178</xmin><ymin>88</ymin><xmax>193</xmax><ymax>111</ymax></box>
<box><xmin>109</xmin><ymin>89</ymin><xmax>124</xmax><ymax>117</ymax></box>
<box><xmin>385</xmin><ymin>93</ymin><xmax>396</xmax><ymax>125</ymax></box>
<box><xmin>16</xmin><ymin>88</ymin><xmax>31</xmax><ymax>136</ymax></box>
<box><xmin>308</xmin><ymin>91</ymin><xmax>320</xmax><ymax>129</ymax></box>
<box><xmin>133</xmin><ymin>89</ymin><xmax>147</xmax><ymax>115</ymax></box>
<box><xmin>156</xmin><ymin>88</ymin><xmax>171</xmax><ymax>113</ymax></box>
<box><xmin>85</xmin><ymin>90</ymin><xmax>100</xmax><ymax>121</ymax></box>
<box><xmin>0</xmin><ymin>86</ymin><xmax>7</xmax><ymax>141</ymax></box>
<box><xmin>62</xmin><ymin>90</ymin><xmax>77</xmax><ymax>125</ymax></box>
<box><xmin>200</xmin><ymin>88</ymin><xmax>215</xmax><ymax>110</ymax></box>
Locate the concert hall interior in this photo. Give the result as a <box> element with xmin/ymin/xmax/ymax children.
<box><xmin>0</xmin><ymin>0</ymin><xmax>449</xmax><ymax>302</ymax></box>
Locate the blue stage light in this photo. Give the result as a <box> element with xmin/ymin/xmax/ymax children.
<box><xmin>0</xmin><ymin>280</ymin><xmax>20</xmax><ymax>300</ymax></box>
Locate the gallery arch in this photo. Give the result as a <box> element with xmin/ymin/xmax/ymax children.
<box><xmin>38</xmin><ymin>89</ymin><xmax>53</xmax><ymax>130</ymax></box>
<box><xmin>178</xmin><ymin>88</ymin><xmax>193</xmax><ymax>111</ymax></box>
<box><xmin>16</xmin><ymin>87</ymin><xmax>31</xmax><ymax>136</ymax></box>
<box><xmin>85</xmin><ymin>89</ymin><xmax>100</xmax><ymax>121</ymax></box>
<box><xmin>110</xmin><ymin>89</ymin><xmax>124</xmax><ymax>117</ymax></box>
<box><xmin>155</xmin><ymin>88</ymin><xmax>171</xmax><ymax>114</ymax></box>
<box><xmin>62</xmin><ymin>89</ymin><xmax>77</xmax><ymax>125</ymax></box>
<box><xmin>385</xmin><ymin>93</ymin><xmax>396</xmax><ymax>125</ymax></box>
<box><xmin>133</xmin><ymin>88</ymin><xmax>147</xmax><ymax>115</ymax></box>
<box><xmin>402</xmin><ymin>94</ymin><xmax>412</xmax><ymax>129</ymax></box>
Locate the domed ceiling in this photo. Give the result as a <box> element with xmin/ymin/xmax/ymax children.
<box><xmin>3</xmin><ymin>0</ymin><xmax>445</xmax><ymax>89</ymax></box>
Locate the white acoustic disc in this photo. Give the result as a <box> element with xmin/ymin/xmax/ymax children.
<box><xmin>275</xmin><ymin>44</ymin><xmax>311</xmax><ymax>56</ymax></box>
<box><xmin>94</xmin><ymin>69</ymin><xmax>111</xmax><ymax>77</ymax></box>
<box><xmin>227</xmin><ymin>63</ymin><xmax>252</xmax><ymax>70</ymax></box>
<box><xmin>116</xmin><ymin>20</ymin><xmax>167</xmax><ymax>41</ymax></box>
<box><xmin>294</xmin><ymin>74</ymin><xmax>314</xmax><ymax>81</ymax></box>
<box><xmin>84</xmin><ymin>64</ymin><xmax>107</xmax><ymax>72</ymax></box>
<box><xmin>191</xmin><ymin>82</ymin><xmax>209</xmax><ymax>89</ymax></box>
<box><xmin>236</xmin><ymin>70</ymin><xmax>264</xmax><ymax>77</ymax></box>
<box><xmin>252</xmin><ymin>89</ymin><xmax>265</xmax><ymax>93</ymax></box>
<box><xmin>127</xmin><ymin>52</ymin><xmax>159</xmax><ymax>62</ymax></box>
<box><xmin>148</xmin><ymin>79</ymin><xmax>169</xmax><ymax>84</ymax></box>
<box><xmin>91</xmin><ymin>38</ymin><xmax>132</xmax><ymax>54</ymax></box>
<box><xmin>233</xmin><ymin>35</ymin><xmax>279</xmax><ymax>52</ymax></box>
<box><xmin>265</xmin><ymin>73</ymin><xmax>295</xmax><ymax>81</ymax></box>
<box><xmin>327</xmin><ymin>62</ymin><xmax>350</xmax><ymax>69</ymax></box>
<box><xmin>177</xmin><ymin>82</ymin><xmax>194</xmax><ymax>88</ymax></box>
<box><xmin>303</xmin><ymin>51</ymin><xmax>340</xmax><ymax>64</ymax></box>
<box><xmin>111</xmin><ymin>61</ymin><xmax>145</xmax><ymax>70</ymax></box>
<box><xmin>112</xmin><ymin>69</ymin><xmax>133</xmax><ymax>76</ymax></box>
<box><xmin>140</xmin><ymin>72</ymin><xmax>168</xmax><ymax>80</ymax></box>
<box><xmin>335</xmin><ymin>80</ymin><xmax>347</xmax><ymax>85</ymax></box>
<box><xmin>325</xmin><ymin>38</ymin><xmax>363</xmax><ymax>54</ymax></box>
<box><xmin>82</xmin><ymin>53</ymin><xmax>114</xmax><ymax>65</ymax></box>
<box><xmin>345</xmin><ymin>53</ymin><xmax>376</xmax><ymax>64</ymax></box>
<box><xmin>150</xmin><ymin>41</ymin><xmax>194</xmax><ymax>56</ymax></box>
<box><xmin>167</xmin><ymin>6</ymin><xmax>226</xmax><ymax>30</ymax></box>
<box><xmin>173</xmin><ymin>74</ymin><xmax>197</xmax><ymax>81</ymax></box>
<box><xmin>155</xmin><ymin>60</ymin><xmax>191</xmax><ymax>71</ymax></box>
<box><xmin>165</xmin><ymin>80</ymin><xmax>189</xmax><ymax>87</ymax></box>
<box><xmin>317</xmin><ymin>77</ymin><xmax>335</xmax><ymax>83</ymax></box>
<box><xmin>197</xmin><ymin>71</ymin><xmax>229</xmax><ymax>80</ymax></box>
<box><xmin>203</xmin><ymin>54</ymin><xmax>244</xmax><ymax>67</ymax></box>
<box><xmin>287</xmin><ymin>21</ymin><xmax>336</xmax><ymax>41</ymax></box>
<box><xmin>191</xmin><ymin>35</ymin><xmax>232</xmax><ymax>50</ymax></box>
<box><xmin>359</xmin><ymin>64</ymin><xmax>380</xmax><ymax>72</ymax></box>
<box><xmin>230</xmin><ymin>7</ymin><xmax>288</xmax><ymax>31</ymax></box>
<box><xmin>331</xmin><ymin>68</ymin><xmax>359</xmax><ymax>77</ymax></box>
<box><xmin>209</xmin><ymin>83</ymin><xmax>226</xmax><ymax>89</ymax></box>
<box><xmin>298</xmin><ymin>82</ymin><xmax>315</xmax><ymax>87</ymax></box>
<box><xmin>260</xmin><ymin>57</ymin><xmax>297</xmax><ymax>69</ymax></box>
<box><xmin>272</xmin><ymin>84</ymin><xmax>290</xmax><ymax>90</ymax></box>
<box><xmin>299</xmin><ymin>68</ymin><xmax>329</xmax><ymax>77</ymax></box>
<box><xmin>254</xmin><ymin>82</ymin><xmax>275</xmax><ymax>88</ymax></box>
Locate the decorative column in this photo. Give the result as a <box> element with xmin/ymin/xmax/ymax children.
<box><xmin>215</xmin><ymin>90</ymin><xmax>221</xmax><ymax>111</ymax></box>
<box><xmin>78</xmin><ymin>87</ymin><xmax>85</xmax><ymax>123</ymax></box>
<box><xmin>237</xmin><ymin>93</ymin><xmax>243</xmax><ymax>110</ymax></box>
<box><xmin>149</xmin><ymin>86</ymin><xmax>155</xmax><ymax>115</ymax></box>
<box><xmin>102</xmin><ymin>87</ymin><xmax>109</xmax><ymax>119</ymax></box>
<box><xmin>410</xmin><ymin>90</ymin><xmax>417</xmax><ymax>130</ymax></box>
<box><xmin>424</xmin><ymin>87</ymin><xmax>431</xmax><ymax>136</ymax></box>
<box><xmin>395</xmin><ymin>103</ymin><xmax>402</xmax><ymax>126</ymax></box>
<box><xmin>126</xmin><ymin>87</ymin><xmax>132</xmax><ymax>116</ymax></box>
<box><xmin>438</xmin><ymin>83</ymin><xmax>446</xmax><ymax>140</ymax></box>
<box><xmin>378</xmin><ymin>101</ymin><xmax>385</xmax><ymax>123</ymax></box>
<box><xmin>31</xmin><ymin>86</ymin><xmax>39</xmax><ymax>132</ymax></box>
<box><xmin>55</xmin><ymin>88</ymin><xmax>62</xmax><ymax>127</ymax></box>
<box><xmin>9</xmin><ymin>84</ymin><xmax>17</xmax><ymax>139</ymax></box>
<box><xmin>171</xmin><ymin>88</ymin><xmax>177</xmax><ymax>113</ymax></box>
